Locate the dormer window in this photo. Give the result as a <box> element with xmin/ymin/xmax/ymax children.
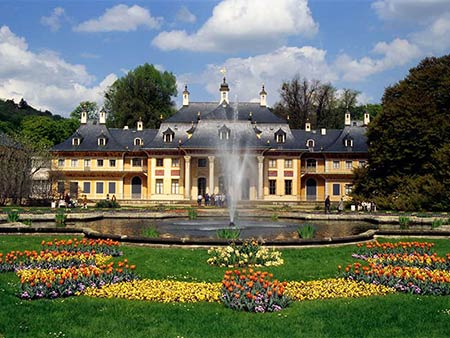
<box><xmin>163</xmin><ymin>127</ymin><xmax>175</xmax><ymax>143</ymax></box>
<box><xmin>98</xmin><ymin>137</ymin><xmax>107</xmax><ymax>146</ymax></box>
<box><xmin>306</xmin><ymin>139</ymin><xmax>315</xmax><ymax>149</ymax></box>
<box><xmin>134</xmin><ymin>138</ymin><xmax>143</xmax><ymax>146</ymax></box>
<box><xmin>219</xmin><ymin>125</ymin><xmax>230</xmax><ymax>140</ymax></box>
<box><xmin>274</xmin><ymin>128</ymin><xmax>286</xmax><ymax>144</ymax></box>
<box><xmin>72</xmin><ymin>138</ymin><xmax>80</xmax><ymax>146</ymax></box>
<box><xmin>344</xmin><ymin>137</ymin><xmax>354</xmax><ymax>148</ymax></box>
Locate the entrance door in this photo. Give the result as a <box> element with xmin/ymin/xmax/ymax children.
<box><xmin>197</xmin><ymin>177</ymin><xmax>206</xmax><ymax>197</ymax></box>
<box><xmin>131</xmin><ymin>176</ymin><xmax>142</xmax><ymax>199</ymax></box>
<box><xmin>306</xmin><ymin>178</ymin><xmax>317</xmax><ymax>201</ymax></box>
<box><xmin>69</xmin><ymin>182</ymin><xmax>78</xmax><ymax>198</ymax></box>
<box><xmin>241</xmin><ymin>178</ymin><xmax>250</xmax><ymax>200</ymax></box>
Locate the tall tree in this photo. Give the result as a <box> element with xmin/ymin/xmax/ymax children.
<box><xmin>352</xmin><ymin>55</ymin><xmax>450</xmax><ymax>210</ymax></box>
<box><xmin>70</xmin><ymin>101</ymin><xmax>99</xmax><ymax>121</ymax></box>
<box><xmin>104</xmin><ymin>63</ymin><xmax>177</xmax><ymax>128</ymax></box>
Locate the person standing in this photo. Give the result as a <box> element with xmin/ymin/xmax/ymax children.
<box><xmin>324</xmin><ymin>195</ymin><xmax>331</xmax><ymax>214</ymax></box>
<box><xmin>338</xmin><ymin>197</ymin><xmax>344</xmax><ymax>214</ymax></box>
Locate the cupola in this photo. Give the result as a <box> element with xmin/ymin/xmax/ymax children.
<box><xmin>80</xmin><ymin>110</ymin><xmax>87</xmax><ymax>124</ymax></box>
<box><xmin>99</xmin><ymin>109</ymin><xmax>107</xmax><ymax>124</ymax></box>
<box><xmin>363</xmin><ymin>112</ymin><xmax>370</xmax><ymax>126</ymax></box>
<box><xmin>137</xmin><ymin>118</ymin><xmax>143</xmax><ymax>131</ymax></box>
<box><xmin>182</xmin><ymin>85</ymin><xmax>190</xmax><ymax>106</ymax></box>
<box><xmin>219</xmin><ymin>77</ymin><xmax>229</xmax><ymax>104</ymax></box>
<box><xmin>259</xmin><ymin>85</ymin><xmax>267</xmax><ymax>107</ymax></box>
<box><xmin>345</xmin><ymin>111</ymin><xmax>351</xmax><ymax>126</ymax></box>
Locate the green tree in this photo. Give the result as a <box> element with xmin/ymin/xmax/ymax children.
<box><xmin>352</xmin><ymin>55</ymin><xmax>450</xmax><ymax>211</ymax></box>
<box><xmin>104</xmin><ymin>63</ymin><xmax>177</xmax><ymax>128</ymax></box>
<box><xmin>20</xmin><ymin>116</ymin><xmax>78</xmax><ymax>147</ymax></box>
<box><xmin>70</xmin><ymin>101</ymin><xmax>99</xmax><ymax>121</ymax></box>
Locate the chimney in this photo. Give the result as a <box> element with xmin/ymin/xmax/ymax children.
<box><xmin>364</xmin><ymin>112</ymin><xmax>370</xmax><ymax>126</ymax></box>
<box><xmin>259</xmin><ymin>85</ymin><xmax>267</xmax><ymax>107</ymax></box>
<box><xmin>321</xmin><ymin>128</ymin><xmax>326</xmax><ymax>135</ymax></box>
<box><xmin>345</xmin><ymin>111</ymin><xmax>351</xmax><ymax>126</ymax></box>
<box><xmin>137</xmin><ymin>118</ymin><xmax>143</xmax><ymax>131</ymax></box>
<box><xmin>80</xmin><ymin>110</ymin><xmax>87</xmax><ymax>124</ymax></box>
<box><xmin>305</xmin><ymin>122</ymin><xmax>311</xmax><ymax>132</ymax></box>
<box><xmin>219</xmin><ymin>77</ymin><xmax>229</xmax><ymax>104</ymax></box>
<box><xmin>99</xmin><ymin>109</ymin><xmax>107</xmax><ymax>124</ymax></box>
<box><xmin>182</xmin><ymin>85</ymin><xmax>190</xmax><ymax>106</ymax></box>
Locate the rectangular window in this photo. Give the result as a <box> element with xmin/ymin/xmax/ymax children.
<box><xmin>108</xmin><ymin>182</ymin><xmax>116</xmax><ymax>194</ymax></box>
<box><xmin>97</xmin><ymin>159</ymin><xmax>103</xmax><ymax>167</ymax></box>
<box><xmin>109</xmin><ymin>159</ymin><xmax>116</xmax><ymax>167</ymax></box>
<box><xmin>284</xmin><ymin>180</ymin><xmax>292</xmax><ymax>195</ymax></box>
<box><xmin>58</xmin><ymin>159</ymin><xmax>65</xmax><ymax>167</ymax></box>
<box><xmin>96</xmin><ymin>182</ymin><xmax>104</xmax><ymax>194</ymax></box>
<box><xmin>268</xmin><ymin>159</ymin><xmax>277</xmax><ymax>168</ymax></box>
<box><xmin>345</xmin><ymin>161</ymin><xmax>353</xmax><ymax>169</ymax></box>
<box><xmin>198</xmin><ymin>158</ymin><xmax>207</xmax><ymax>167</ymax></box>
<box><xmin>269</xmin><ymin>180</ymin><xmax>276</xmax><ymax>195</ymax></box>
<box><xmin>171</xmin><ymin>179</ymin><xmax>179</xmax><ymax>194</ymax></box>
<box><xmin>333</xmin><ymin>183</ymin><xmax>340</xmax><ymax>196</ymax></box>
<box><xmin>132</xmin><ymin>158</ymin><xmax>142</xmax><ymax>167</ymax></box>
<box><xmin>156</xmin><ymin>158</ymin><xmax>164</xmax><ymax>167</ymax></box>
<box><xmin>358</xmin><ymin>160</ymin><xmax>367</xmax><ymax>168</ymax></box>
<box><xmin>284</xmin><ymin>159</ymin><xmax>292</xmax><ymax>168</ymax></box>
<box><xmin>57</xmin><ymin>182</ymin><xmax>65</xmax><ymax>194</ymax></box>
<box><xmin>83</xmin><ymin>182</ymin><xmax>91</xmax><ymax>194</ymax></box>
<box><xmin>156</xmin><ymin>179</ymin><xmax>164</xmax><ymax>194</ymax></box>
<box><xmin>172</xmin><ymin>158</ymin><xmax>179</xmax><ymax>167</ymax></box>
<box><xmin>71</xmin><ymin>159</ymin><xmax>78</xmax><ymax>168</ymax></box>
<box><xmin>345</xmin><ymin>184</ymin><xmax>353</xmax><ymax>195</ymax></box>
<box><xmin>333</xmin><ymin>160</ymin><xmax>340</xmax><ymax>169</ymax></box>
<box><xmin>84</xmin><ymin>159</ymin><xmax>91</xmax><ymax>167</ymax></box>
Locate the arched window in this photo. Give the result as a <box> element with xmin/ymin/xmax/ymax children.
<box><xmin>343</xmin><ymin>136</ymin><xmax>354</xmax><ymax>148</ymax></box>
<box><xmin>163</xmin><ymin>127</ymin><xmax>175</xmax><ymax>143</ymax></box>
<box><xmin>98</xmin><ymin>137</ymin><xmax>107</xmax><ymax>146</ymax></box>
<box><xmin>274</xmin><ymin>128</ymin><xmax>286</xmax><ymax>143</ymax></box>
<box><xmin>134</xmin><ymin>138</ymin><xmax>143</xmax><ymax>146</ymax></box>
<box><xmin>72</xmin><ymin>138</ymin><xmax>80</xmax><ymax>146</ymax></box>
<box><xmin>306</xmin><ymin>139</ymin><xmax>315</xmax><ymax>149</ymax></box>
<box><xmin>219</xmin><ymin>125</ymin><xmax>230</xmax><ymax>140</ymax></box>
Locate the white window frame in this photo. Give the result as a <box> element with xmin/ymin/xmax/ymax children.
<box><xmin>155</xmin><ymin>179</ymin><xmax>164</xmax><ymax>194</ymax></box>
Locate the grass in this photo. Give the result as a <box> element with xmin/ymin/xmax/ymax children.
<box><xmin>1</xmin><ymin>235</ymin><xmax>450</xmax><ymax>337</ymax></box>
<box><xmin>297</xmin><ymin>223</ymin><xmax>316</xmax><ymax>239</ymax></box>
<box><xmin>216</xmin><ymin>228</ymin><xmax>241</xmax><ymax>240</ymax></box>
<box><xmin>141</xmin><ymin>226</ymin><xmax>160</xmax><ymax>238</ymax></box>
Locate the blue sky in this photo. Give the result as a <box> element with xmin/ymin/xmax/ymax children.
<box><xmin>0</xmin><ymin>0</ymin><xmax>449</xmax><ymax>116</ymax></box>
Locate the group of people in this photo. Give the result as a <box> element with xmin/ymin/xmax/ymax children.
<box><xmin>324</xmin><ymin>195</ymin><xmax>344</xmax><ymax>214</ymax></box>
<box><xmin>197</xmin><ymin>193</ymin><xmax>228</xmax><ymax>207</ymax></box>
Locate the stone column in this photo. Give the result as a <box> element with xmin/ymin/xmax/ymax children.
<box><xmin>184</xmin><ymin>156</ymin><xmax>191</xmax><ymax>200</ymax></box>
<box><xmin>208</xmin><ymin>156</ymin><xmax>215</xmax><ymax>194</ymax></box>
<box><xmin>257</xmin><ymin>156</ymin><xmax>264</xmax><ymax>199</ymax></box>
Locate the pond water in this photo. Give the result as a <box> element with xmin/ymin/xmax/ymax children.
<box><xmin>63</xmin><ymin>217</ymin><xmax>377</xmax><ymax>240</ymax></box>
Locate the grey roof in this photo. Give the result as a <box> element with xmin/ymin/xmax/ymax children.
<box><xmin>165</xmin><ymin>102</ymin><xmax>285</xmax><ymax>124</ymax></box>
<box><xmin>51</xmin><ymin>121</ymin><xmax>158</xmax><ymax>152</ymax></box>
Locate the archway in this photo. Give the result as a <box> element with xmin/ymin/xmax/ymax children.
<box><xmin>131</xmin><ymin>176</ymin><xmax>142</xmax><ymax>199</ymax></box>
<box><xmin>306</xmin><ymin>178</ymin><xmax>317</xmax><ymax>201</ymax></box>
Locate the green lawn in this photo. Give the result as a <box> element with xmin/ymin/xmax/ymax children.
<box><xmin>1</xmin><ymin>235</ymin><xmax>450</xmax><ymax>338</ymax></box>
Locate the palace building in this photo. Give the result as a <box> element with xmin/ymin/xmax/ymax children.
<box><xmin>51</xmin><ymin>79</ymin><xmax>369</xmax><ymax>205</ymax></box>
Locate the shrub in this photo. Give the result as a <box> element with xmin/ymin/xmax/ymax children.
<box><xmin>207</xmin><ymin>240</ymin><xmax>283</xmax><ymax>267</ymax></box>
<box><xmin>7</xmin><ymin>210</ymin><xmax>20</xmax><ymax>222</ymax></box>
<box><xmin>221</xmin><ymin>269</ymin><xmax>291</xmax><ymax>312</ymax></box>
<box><xmin>216</xmin><ymin>228</ymin><xmax>240</xmax><ymax>240</ymax></box>
<box><xmin>432</xmin><ymin>219</ymin><xmax>444</xmax><ymax>229</ymax></box>
<box><xmin>297</xmin><ymin>224</ymin><xmax>316</xmax><ymax>239</ymax></box>
<box><xmin>95</xmin><ymin>200</ymin><xmax>120</xmax><ymax>208</ymax></box>
<box><xmin>271</xmin><ymin>213</ymin><xmax>279</xmax><ymax>221</ymax></box>
<box><xmin>399</xmin><ymin>216</ymin><xmax>411</xmax><ymax>229</ymax></box>
<box><xmin>55</xmin><ymin>211</ymin><xmax>66</xmax><ymax>227</ymax></box>
<box><xmin>188</xmin><ymin>208</ymin><xmax>197</xmax><ymax>220</ymax></box>
<box><xmin>142</xmin><ymin>226</ymin><xmax>159</xmax><ymax>238</ymax></box>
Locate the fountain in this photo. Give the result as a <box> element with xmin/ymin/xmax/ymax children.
<box><xmin>215</xmin><ymin>96</ymin><xmax>254</xmax><ymax>226</ymax></box>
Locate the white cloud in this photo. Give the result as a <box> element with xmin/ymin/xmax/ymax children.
<box><xmin>74</xmin><ymin>4</ymin><xmax>162</xmax><ymax>32</ymax></box>
<box><xmin>41</xmin><ymin>7</ymin><xmax>67</xmax><ymax>32</ymax></box>
<box><xmin>411</xmin><ymin>13</ymin><xmax>450</xmax><ymax>52</ymax></box>
<box><xmin>153</xmin><ymin>0</ymin><xmax>318</xmax><ymax>52</ymax></box>
<box><xmin>176</xmin><ymin>6</ymin><xmax>196</xmax><ymax>24</ymax></box>
<box><xmin>0</xmin><ymin>26</ymin><xmax>116</xmax><ymax>115</ymax></box>
<box><xmin>372</xmin><ymin>0</ymin><xmax>450</xmax><ymax>23</ymax></box>
<box><xmin>334</xmin><ymin>38</ymin><xmax>421</xmax><ymax>82</ymax></box>
<box><xmin>180</xmin><ymin>46</ymin><xmax>335</xmax><ymax>106</ymax></box>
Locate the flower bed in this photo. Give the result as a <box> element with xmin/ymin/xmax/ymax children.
<box><xmin>342</xmin><ymin>241</ymin><xmax>450</xmax><ymax>296</ymax></box>
<box><xmin>41</xmin><ymin>238</ymin><xmax>122</xmax><ymax>256</ymax></box>
<box><xmin>207</xmin><ymin>240</ymin><xmax>283</xmax><ymax>267</ymax></box>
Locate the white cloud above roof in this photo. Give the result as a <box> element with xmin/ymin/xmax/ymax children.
<box><xmin>74</xmin><ymin>4</ymin><xmax>162</xmax><ymax>32</ymax></box>
<box><xmin>334</xmin><ymin>38</ymin><xmax>421</xmax><ymax>82</ymax></box>
<box><xmin>0</xmin><ymin>26</ymin><xmax>116</xmax><ymax>114</ymax></box>
<box><xmin>41</xmin><ymin>7</ymin><xmax>68</xmax><ymax>32</ymax></box>
<box><xmin>372</xmin><ymin>0</ymin><xmax>450</xmax><ymax>23</ymax></box>
<box><xmin>152</xmin><ymin>0</ymin><xmax>318</xmax><ymax>52</ymax></box>
<box><xmin>176</xmin><ymin>6</ymin><xmax>196</xmax><ymax>24</ymax></box>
